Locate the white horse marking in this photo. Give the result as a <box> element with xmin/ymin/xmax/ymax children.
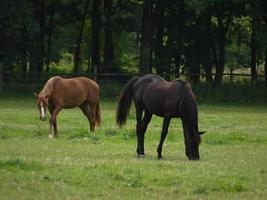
<box><xmin>40</xmin><ymin>102</ymin><xmax>45</xmax><ymax>118</ymax></box>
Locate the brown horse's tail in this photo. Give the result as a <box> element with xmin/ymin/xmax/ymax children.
<box><xmin>95</xmin><ymin>99</ymin><xmax>101</xmax><ymax>126</ymax></box>
<box><xmin>116</xmin><ymin>77</ymin><xmax>139</xmax><ymax>127</ymax></box>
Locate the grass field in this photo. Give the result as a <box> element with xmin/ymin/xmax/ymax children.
<box><xmin>0</xmin><ymin>96</ymin><xmax>266</xmax><ymax>200</ymax></box>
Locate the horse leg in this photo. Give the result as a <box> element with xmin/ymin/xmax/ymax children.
<box><xmin>53</xmin><ymin>119</ymin><xmax>58</xmax><ymax>137</ymax></box>
<box><xmin>135</xmin><ymin>105</ymin><xmax>143</xmax><ymax>156</ymax></box>
<box><xmin>88</xmin><ymin>103</ymin><xmax>97</xmax><ymax>132</ymax></box>
<box><xmin>79</xmin><ymin>103</ymin><xmax>91</xmax><ymax>132</ymax></box>
<box><xmin>48</xmin><ymin>106</ymin><xmax>54</xmax><ymax>138</ymax></box>
<box><xmin>80</xmin><ymin>103</ymin><xmax>96</xmax><ymax>132</ymax></box>
<box><xmin>135</xmin><ymin>102</ymin><xmax>152</xmax><ymax>156</ymax></box>
<box><xmin>50</xmin><ymin>106</ymin><xmax>61</xmax><ymax>138</ymax></box>
<box><xmin>157</xmin><ymin>117</ymin><xmax>171</xmax><ymax>159</ymax></box>
<box><xmin>139</xmin><ymin>110</ymin><xmax>152</xmax><ymax>156</ymax></box>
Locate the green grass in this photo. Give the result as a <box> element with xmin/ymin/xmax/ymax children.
<box><xmin>0</xmin><ymin>96</ymin><xmax>266</xmax><ymax>200</ymax></box>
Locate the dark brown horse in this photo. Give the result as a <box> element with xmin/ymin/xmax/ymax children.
<box><xmin>35</xmin><ymin>76</ymin><xmax>101</xmax><ymax>138</ymax></box>
<box><xmin>116</xmin><ymin>74</ymin><xmax>205</xmax><ymax>160</ymax></box>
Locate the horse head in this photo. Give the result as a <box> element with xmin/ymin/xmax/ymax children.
<box><xmin>34</xmin><ymin>92</ymin><xmax>49</xmax><ymax>121</ymax></box>
<box><xmin>184</xmin><ymin>130</ymin><xmax>206</xmax><ymax>160</ymax></box>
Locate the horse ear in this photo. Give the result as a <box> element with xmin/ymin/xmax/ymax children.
<box><xmin>199</xmin><ymin>131</ymin><xmax>206</xmax><ymax>135</ymax></box>
<box><xmin>33</xmin><ymin>92</ymin><xmax>38</xmax><ymax>97</ymax></box>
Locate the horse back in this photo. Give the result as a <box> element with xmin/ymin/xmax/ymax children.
<box><xmin>133</xmin><ymin>74</ymin><xmax>166</xmax><ymax>102</ymax></box>
<box><xmin>51</xmin><ymin>77</ymin><xmax>99</xmax><ymax>107</ymax></box>
<box><xmin>142</xmin><ymin>81</ymin><xmax>188</xmax><ymax>117</ymax></box>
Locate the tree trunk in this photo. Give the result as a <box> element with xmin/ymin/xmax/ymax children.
<box><xmin>46</xmin><ymin>5</ymin><xmax>54</xmax><ymax>73</ymax></box>
<box><xmin>262</xmin><ymin>0</ymin><xmax>267</xmax><ymax>87</ymax></box>
<box><xmin>139</xmin><ymin>0</ymin><xmax>153</xmax><ymax>74</ymax></box>
<box><xmin>213</xmin><ymin>14</ymin><xmax>230</xmax><ymax>87</ymax></box>
<box><xmin>103</xmin><ymin>0</ymin><xmax>114</xmax><ymax>73</ymax></box>
<box><xmin>73</xmin><ymin>0</ymin><xmax>89</xmax><ymax>74</ymax></box>
<box><xmin>154</xmin><ymin>3</ymin><xmax>165</xmax><ymax>75</ymax></box>
<box><xmin>213</xmin><ymin>30</ymin><xmax>225</xmax><ymax>86</ymax></box>
<box><xmin>174</xmin><ymin>52</ymin><xmax>181</xmax><ymax>78</ymax></box>
<box><xmin>250</xmin><ymin>18</ymin><xmax>257</xmax><ymax>83</ymax></box>
<box><xmin>0</xmin><ymin>71</ymin><xmax>2</xmax><ymax>91</ymax></box>
<box><xmin>91</xmin><ymin>0</ymin><xmax>102</xmax><ymax>75</ymax></box>
<box><xmin>29</xmin><ymin>0</ymin><xmax>45</xmax><ymax>83</ymax></box>
<box><xmin>202</xmin><ymin>12</ymin><xmax>213</xmax><ymax>82</ymax></box>
<box><xmin>265</xmin><ymin>49</ymin><xmax>267</xmax><ymax>87</ymax></box>
<box><xmin>19</xmin><ymin>24</ymin><xmax>28</xmax><ymax>82</ymax></box>
<box><xmin>189</xmin><ymin>17</ymin><xmax>201</xmax><ymax>83</ymax></box>
<box><xmin>174</xmin><ymin>0</ymin><xmax>184</xmax><ymax>78</ymax></box>
<box><xmin>0</xmin><ymin>62</ymin><xmax>2</xmax><ymax>91</ymax></box>
<box><xmin>188</xmin><ymin>48</ymin><xmax>200</xmax><ymax>84</ymax></box>
<box><xmin>139</xmin><ymin>0</ymin><xmax>164</xmax><ymax>74</ymax></box>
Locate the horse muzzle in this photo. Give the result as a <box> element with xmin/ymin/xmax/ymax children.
<box><xmin>40</xmin><ymin>116</ymin><xmax>46</xmax><ymax>121</ymax></box>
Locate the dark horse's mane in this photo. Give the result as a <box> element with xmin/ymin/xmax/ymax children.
<box><xmin>172</xmin><ymin>79</ymin><xmax>195</xmax><ymax>98</ymax></box>
<box><xmin>176</xmin><ymin>81</ymin><xmax>200</xmax><ymax>144</ymax></box>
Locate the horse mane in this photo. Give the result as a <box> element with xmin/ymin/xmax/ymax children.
<box><xmin>39</xmin><ymin>76</ymin><xmax>61</xmax><ymax>97</ymax></box>
<box><xmin>175</xmin><ymin>80</ymin><xmax>200</xmax><ymax>144</ymax></box>
<box><xmin>172</xmin><ymin>79</ymin><xmax>195</xmax><ymax>100</ymax></box>
<box><xmin>185</xmin><ymin>82</ymin><xmax>195</xmax><ymax>100</ymax></box>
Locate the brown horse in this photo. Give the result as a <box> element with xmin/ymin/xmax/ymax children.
<box><xmin>116</xmin><ymin>74</ymin><xmax>205</xmax><ymax>160</ymax></box>
<box><xmin>34</xmin><ymin>76</ymin><xmax>101</xmax><ymax>138</ymax></box>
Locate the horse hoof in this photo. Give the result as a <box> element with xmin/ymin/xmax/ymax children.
<box><xmin>137</xmin><ymin>154</ymin><xmax>145</xmax><ymax>158</ymax></box>
<box><xmin>188</xmin><ymin>157</ymin><xmax>199</xmax><ymax>161</ymax></box>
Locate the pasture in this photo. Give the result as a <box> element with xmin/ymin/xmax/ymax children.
<box><xmin>0</xmin><ymin>96</ymin><xmax>266</xmax><ymax>200</ymax></box>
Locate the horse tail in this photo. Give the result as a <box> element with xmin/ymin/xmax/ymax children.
<box><xmin>95</xmin><ymin>99</ymin><xmax>101</xmax><ymax>126</ymax></box>
<box><xmin>116</xmin><ymin>77</ymin><xmax>139</xmax><ymax>127</ymax></box>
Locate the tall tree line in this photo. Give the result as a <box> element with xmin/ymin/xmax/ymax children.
<box><xmin>0</xmin><ymin>0</ymin><xmax>266</xmax><ymax>86</ymax></box>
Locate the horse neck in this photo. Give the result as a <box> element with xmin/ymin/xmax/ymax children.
<box><xmin>39</xmin><ymin>79</ymin><xmax>53</xmax><ymax>98</ymax></box>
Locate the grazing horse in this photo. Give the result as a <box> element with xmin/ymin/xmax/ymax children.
<box><xmin>34</xmin><ymin>76</ymin><xmax>101</xmax><ymax>138</ymax></box>
<box><xmin>116</xmin><ymin>74</ymin><xmax>205</xmax><ymax>160</ymax></box>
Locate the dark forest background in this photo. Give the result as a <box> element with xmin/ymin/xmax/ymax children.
<box><xmin>0</xmin><ymin>0</ymin><xmax>267</xmax><ymax>90</ymax></box>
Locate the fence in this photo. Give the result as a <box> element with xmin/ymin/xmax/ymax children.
<box><xmin>0</xmin><ymin>71</ymin><xmax>266</xmax><ymax>103</ymax></box>
<box><xmin>0</xmin><ymin>70</ymin><xmax>266</xmax><ymax>91</ymax></box>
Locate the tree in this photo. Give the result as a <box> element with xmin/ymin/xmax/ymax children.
<box><xmin>139</xmin><ymin>0</ymin><xmax>164</xmax><ymax>74</ymax></box>
<box><xmin>73</xmin><ymin>0</ymin><xmax>90</xmax><ymax>74</ymax></box>
<box><xmin>91</xmin><ymin>0</ymin><xmax>102</xmax><ymax>74</ymax></box>
<box><xmin>103</xmin><ymin>0</ymin><xmax>115</xmax><ymax>73</ymax></box>
<box><xmin>29</xmin><ymin>0</ymin><xmax>45</xmax><ymax>83</ymax></box>
<box><xmin>213</xmin><ymin>5</ymin><xmax>232</xmax><ymax>87</ymax></box>
<box><xmin>46</xmin><ymin>1</ymin><xmax>55</xmax><ymax>73</ymax></box>
<box><xmin>200</xmin><ymin>11</ymin><xmax>213</xmax><ymax>82</ymax></box>
<box><xmin>188</xmin><ymin>16</ymin><xmax>202</xmax><ymax>83</ymax></box>
<box><xmin>261</xmin><ymin>0</ymin><xmax>267</xmax><ymax>86</ymax></box>
<box><xmin>250</xmin><ymin>0</ymin><xmax>260</xmax><ymax>83</ymax></box>
<box><xmin>154</xmin><ymin>0</ymin><xmax>167</xmax><ymax>76</ymax></box>
<box><xmin>139</xmin><ymin>0</ymin><xmax>154</xmax><ymax>74</ymax></box>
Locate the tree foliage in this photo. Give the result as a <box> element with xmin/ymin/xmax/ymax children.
<box><xmin>0</xmin><ymin>0</ymin><xmax>266</xmax><ymax>85</ymax></box>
